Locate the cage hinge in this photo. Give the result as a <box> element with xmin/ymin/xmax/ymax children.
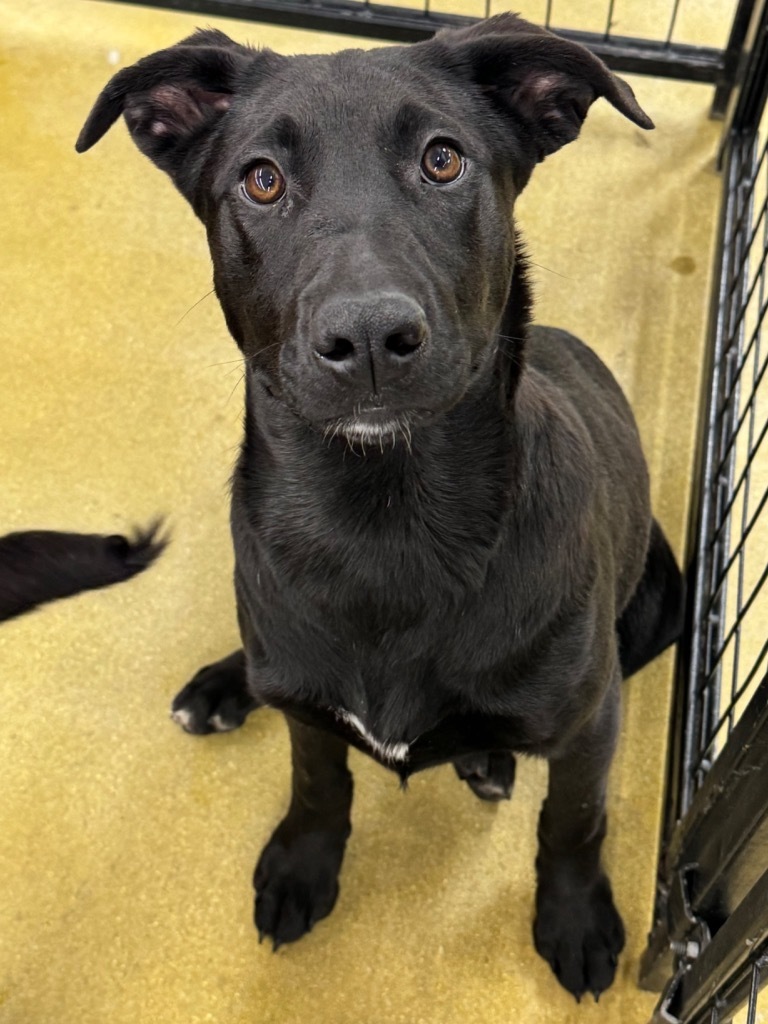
<box><xmin>651</xmin><ymin>867</ymin><xmax>712</xmax><ymax>1024</ymax></box>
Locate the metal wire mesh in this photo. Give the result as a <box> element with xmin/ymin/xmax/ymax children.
<box><xmin>686</xmin><ymin>103</ymin><xmax>768</xmax><ymax>802</ymax></box>
<box><xmin>118</xmin><ymin>0</ymin><xmax>743</xmax><ymax>89</ymax></box>
<box><xmin>299</xmin><ymin>0</ymin><xmax>717</xmax><ymax>44</ymax></box>
<box><xmin>714</xmin><ymin>954</ymin><xmax>768</xmax><ymax>1023</ymax></box>
<box><xmin>294</xmin><ymin>0</ymin><xmax>733</xmax><ymax>47</ymax></box>
<box><xmin>736</xmin><ymin>962</ymin><xmax>765</xmax><ymax>1023</ymax></box>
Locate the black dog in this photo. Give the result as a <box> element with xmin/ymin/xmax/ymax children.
<box><xmin>78</xmin><ymin>14</ymin><xmax>684</xmax><ymax>1001</ymax></box>
<box><xmin>0</xmin><ymin>523</ymin><xmax>166</xmax><ymax>622</ymax></box>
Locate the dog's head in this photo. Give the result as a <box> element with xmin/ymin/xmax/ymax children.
<box><xmin>78</xmin><ymin>14</ymin><xmax>651</xmax><ymax>444</ymax></box>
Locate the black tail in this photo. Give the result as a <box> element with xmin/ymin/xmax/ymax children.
<box><xmin>0</xmin><ymin>520</ymin><xmax>168</xmax><ymax>622</ymax></box>
<box><xmin>617</xmin><ymin>518</ymin><xmax>686</xmax><ymax>679</ymax></box>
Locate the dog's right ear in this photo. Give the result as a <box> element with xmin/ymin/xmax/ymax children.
<box><xmin>76</xmin><ymin>30</ymin><xmax>277</xmax><ymax>207</ymax></box>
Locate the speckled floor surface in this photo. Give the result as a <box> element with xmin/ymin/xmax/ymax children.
<box><xmin>1</xmin><ymin>2</ymin><xmax>729</xmax><ymax>1022</ymax></box>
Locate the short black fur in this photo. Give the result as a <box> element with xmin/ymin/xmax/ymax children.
<box><xmin>79</xmin><ymin>13</ymin><xmax>681</xmax><ymax>1002</ymax></box>
<box><xmin>0</xmin><ymin>522</ymin><xmax>166</xmax><ymax>622</ymax></box>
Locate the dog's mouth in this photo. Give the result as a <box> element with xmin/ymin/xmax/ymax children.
<box><xmin>323</xmin><ymin>409</ymin><xmax>414</xmax><ymax>451</ymax></box>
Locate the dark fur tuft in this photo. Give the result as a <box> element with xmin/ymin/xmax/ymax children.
<box><xmin>0</xmin><ymin>519</ymin><xmax>168</xmax><ymax>622</ymax></box>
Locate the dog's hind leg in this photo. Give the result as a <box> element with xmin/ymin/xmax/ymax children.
<box><xmin>453</xmin><ymin>750</ymin><xmax>516</xmax><ymax>801</ymax></box>
<box><xmin>616</xmin><ymin>518</ymin><xmax>685</xmax><ymax>679</ymax></box>
<box><xmin>171</xmin><ymin>649</ymin><xmax>260</xmax><ymax>734</ymax></box>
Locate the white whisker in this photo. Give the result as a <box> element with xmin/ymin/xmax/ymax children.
<box><xmin>324</xmin><ymin>413</ymin><xmax>414</xmax><ymax>451</ymax></box>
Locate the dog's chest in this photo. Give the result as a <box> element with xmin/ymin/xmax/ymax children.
<box><xmin>333</xmin><ymin>707</ymin><xmax>411</xmax><ymax>763</ymax></box>
<box><xmin>277</xmin><ymin>694</ymin><xmax>550</xmax><ymax>776</ymax></box>
<box><xmin>244</xmin><ymin>561</ymin><xmax>582</xmax><ymax>771</ymax></box>
<box><xmin>251</xmin><ymin>625</ymin><xmax>562</xmax><ymax>771</ymax></box>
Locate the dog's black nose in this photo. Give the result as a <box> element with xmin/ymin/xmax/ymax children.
<box><xmin>313</xmin><ymin>293</ymin><xmax>427</xmax><ymax>389</ymax></box>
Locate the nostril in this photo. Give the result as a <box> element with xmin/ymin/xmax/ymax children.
<box><xmin>384</xmin><ymin>329</ymin><xmax>423</xmax><ymax>358</ymax></box>
<box><xmin>317</xmin><ymin>336</ymin><xmax>355</xmax><ymax>362</ymax></box>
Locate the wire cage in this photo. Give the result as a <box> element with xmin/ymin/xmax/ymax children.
<box><xmin>690</xmin><ymin>70</ymin><xmax>768</xmax><ymax>809</ymax></box>
<box><xmin>102</xmin><ymin>0</ymin><xmax>768</xmax><ymax>1020</ymax></box>
<box><xmin>639</xmin><ymin>3</ymin><xmax>768</xmax><ymax>1021</ymax></box>
<box><xmin>120</xmin><ymin>0</ymin><xmax>749</xmax><ymax>110</ymax></box>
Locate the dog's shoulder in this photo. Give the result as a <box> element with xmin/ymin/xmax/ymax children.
<box><xmin>521</xmin><ymin>325</ymin><xmax>646</xmax><ymax>491</ymax></box>
<box><xmin>512</xmin><ymin>343</ymin><xmax>599</xmax><ymax>510</ymax></box>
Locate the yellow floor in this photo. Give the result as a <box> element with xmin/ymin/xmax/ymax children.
<box><xmin>0</xmin><ymin>2</ymin><xmax>728</xmax><ymax>1022</ymax></box>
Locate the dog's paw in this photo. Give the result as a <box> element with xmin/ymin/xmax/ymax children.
<box><xmin>254</xmin><ymin>827</ymin><xmax>348</xmax><ymax>950</ymax></box>
<box><xmin>533</xmin><ymin>871</ymin><xmax>625</xmax><ymax>1002</ymax></box>
<box><xmin>170</xmin><ymin>651</ymin><xmax>258</xmax><ymax>735</ymax></box>
<box><xmin>453</xmin><ymin>750</ymin><xmax>516</xmax><ymax>801</ymax></box>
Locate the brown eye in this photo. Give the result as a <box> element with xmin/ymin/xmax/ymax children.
<box><xmin>243</xmin><ymin>161</ymin><xmax>285</xmax><ymax>204</ymax></box>
<box><xmin>421</xmin><ymin>141</ymin><xmax>464</xmax><ymax>184</ymax></box>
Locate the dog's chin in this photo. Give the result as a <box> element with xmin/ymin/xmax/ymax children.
<box><xmin>323</xmin><ymin>411</ymin><xmax>415</xmax><ymax>450</ymax></box>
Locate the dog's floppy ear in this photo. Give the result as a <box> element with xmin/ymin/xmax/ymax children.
<box><xmin>76</xmin><ymin>29</ymin><xmax>276</xmax><ymax>205</ymax></box>
<box><xmin>431</xmin><ymin>13</ymin><xmax>653</xmax><ymax>162</ymax></box>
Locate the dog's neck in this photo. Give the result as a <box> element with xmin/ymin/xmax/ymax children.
<box><xmin>495</xmin><ymin>244</ymin><xmax>532</xmax><ymax>407</ymax></box>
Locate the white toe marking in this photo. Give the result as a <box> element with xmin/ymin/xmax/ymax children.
<box><xmin>335</xmin><ymin>709</ymin><xmax>409</xmax><ymax>763</ymax></box>
<box><xmin>171</xmin><ymin>707</ymin><xmax>195</xmax><ymax>730</ymax></box>
<box><xmin>209</xmin><ymin>713</ymin><xmax>236</xmax><ymax>733</ymax></box>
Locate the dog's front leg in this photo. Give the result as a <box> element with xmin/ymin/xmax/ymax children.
<box><xmin>533</xmin><ymin>680</ymin><xmax>624</xmax><ymax>1002</ymax></box>
<box><xmin>254</xmin><ymin>715</ymin><xmax>353</xmax><ymax>950</ymax></box>
<box><xmin>171</xmin><ymin>649</ymin><xmax>260</xmax><ymax>734</ymax></box>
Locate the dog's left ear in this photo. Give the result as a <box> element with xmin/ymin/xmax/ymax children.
<box><xmin>429</xmin><ymin>13</ymin><xmax>653</xmax><ymax>162</ymax></box>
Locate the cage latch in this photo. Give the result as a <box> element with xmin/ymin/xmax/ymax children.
<box><xmin>651</xmin><ymin>866</ymin><xmax>712</xmax><ymax>1024</ymax></box>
